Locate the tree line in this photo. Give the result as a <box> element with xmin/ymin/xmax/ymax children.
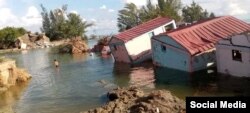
<box><xmin>0</xmin><ymin>1</ymin><xmax>215</xmax><ymax>48</ymax></box>
<box><xmin>118</xmin><ymin>0</ymin><xmax>215</xmax><ymax>32</ymax></box>
<box><xmin>0</xmin><ymin>4</ymin><xmax>94</xmax><ymax>49</ymax></box>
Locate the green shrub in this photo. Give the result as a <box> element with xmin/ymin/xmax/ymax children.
<box><xmin>0</xmin><ymin>27</ymin><xmax>26</xmax><ymax>49</ymax></box>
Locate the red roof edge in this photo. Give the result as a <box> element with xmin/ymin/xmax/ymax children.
<box><xmin>154</xmin><ymin>16</ymin><xmax>250</xmax><ymax>56</ymax></box>
<box><xmin>114</xmin><ymin>16</ymin><xmax>173</xmax><ymax>42</ymax></box>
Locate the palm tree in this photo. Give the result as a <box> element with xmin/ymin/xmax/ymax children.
<box><xmin>117</xmin><ymin>3</ymin><xmax>141</xmax><ymax>32</ymax></box>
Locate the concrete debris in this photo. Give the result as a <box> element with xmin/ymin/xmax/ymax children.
<box><xmin>15</xmin><ymin>33</ymin><xmax>51</xmax><ymax>49</ymax></box>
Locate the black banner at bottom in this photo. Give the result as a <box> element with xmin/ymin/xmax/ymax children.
<box><xmin>186</xmin><ymin>97</ymin><xmax>250</xmax><ymax>113</ymax></box>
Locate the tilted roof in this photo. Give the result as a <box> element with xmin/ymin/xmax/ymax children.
<box><xmin>115</xmin><ymin>17</ymin><xmax>173</xmax><ymax>42</ymax></box>
<box><xmin>159</xmin><ymin>16</ymin><xmax>250</xmax><ymax>55</ymax></box>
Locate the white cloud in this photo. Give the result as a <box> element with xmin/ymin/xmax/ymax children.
<box><xmin>99</xmin><ymin>5</ymin><xmax>115</xmax><ymax>13</ymax></box>
<box><xmin>228</xmin><ymin>3</ymin><xmax>247</xmax><ymax>15</ymax></box>
<box><xmin>87</xmin><ymin>18</ymin><xmax>117</xmax><ymax>35</ymax></box>
<box><xmin>108</xmin><ymin>9</ymin><xmax>115</xmax><ymax>13</ymax></box>
<box><xmin>123</xmin><ymin>0</ymin><xmax>146</xmax><ymax>6</ymax></box>
<box><xmin>100</xmin><ymin>5</ymin><xmax>107</xmax><ymax>9</ymax></box>
<box><xmin>70</xmin><ymin>10</ymin><xmax>78</xmax><ymax>14</ymax></box>
<box><xmin>82</xmin><ymin>17</ymin><xmax>86</xmax><ymax>22</ymax></box>
<box><xmin>182</xmin><ymin>0</ymin><xmax>250</xmax><ymax>19</ymax></box>
<box><xmin>24</xmin><ymin>6</ymin><xmax>41</xmax><ymax>19</ymax></box>
<box><xmin>20</xmin><ymin>0</ymin><xmax>35</xmax><ymax>4</ymax></box>
<box><xmin>0</xmin><ymin>0</ymin><xmax>6</xmax><ymax>7</ymax></box>
<box><xmin>90</xmin><ymin>18</ymin><xmax>97</xmax><ymax>22</ymax></box>
<box><xmin>85</xmin><ymin>5</ymin><xmax>118</xmax><ymax>35</ymax></box>
<box><xmin>21</xmin><ymin>6</ymin><xmax>42</xmax><ymax>27</ymax></box>
<box><xmin>123</xmin><ymin>0</ymin><xmax>157</xmax><ymax>6</ymax></box>
<box><xmin>0</xmin><ymin>8</ymin><xmax>19</xmax><ymax>26</ymax></box>
<box><xmin>0</xmin><ymin>6</ymin><xmax>42</xmax><ymax>32</ymax></box>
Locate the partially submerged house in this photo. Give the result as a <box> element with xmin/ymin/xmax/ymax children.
<box><xmin>216</xmin><ymin>32</ymin><xmax>250</xmax><ymax>77</ymax></box>
<box><xmin>151</xmin><ymin>16</ymin><xmax>250</xmax><ymax>72</ymax></box>
<box><xmin>109</xmin><ymin>17</ymin><xmax>176</xmax><ymax>64</ymax></box>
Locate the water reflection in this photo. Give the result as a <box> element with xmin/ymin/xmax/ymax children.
<box><xmin>2</xmin><ymin>48</ymin><xmax>112</xmax><ymax>113</ymax></box>
<box><xmin>72</xmin><ymin>54</ymin><xmax>88</xmax><ymax>62</ymax></box>
<box><xmin>0</xmin><ymin>82</ymin><xmax>30</xmax><ymax>113</ymax></box>
<box><xmin>155</xmin><ymin>67</ymin><xmax>250</xmax><ymax>98</ymax></box>
<box><xmin>112</xmin><ymin>63</ymin><xmax>131</xmax><ymax>87</ymax></box>
<box><xmin>113</xmin><ymin>64</ymin><xmax>250</xmax><ymax>99</ymax></box>
<box><xmin>113</xmin><ymin>62</ymin><xmax>155</xmax><ymax>88</ymax></box>
<box><xmin>216</xmin><ymin>75</ymin><xmax>250</xmax><ymax>96</ymax></box>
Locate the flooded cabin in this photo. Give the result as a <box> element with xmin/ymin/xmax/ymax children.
<box><xmin>109</xmin><ymin>17</ymin><xmax>176</xmax><ymax>64</ymax></box>
<box><xmin>151</xmin><ymin>16</ymin><xmax>250</xmax><ymax>72</ymax></box>
<box><xmin>216</xmin><ymin>32</ymin><xmax>250</xmax><ymax>77</ymax></box>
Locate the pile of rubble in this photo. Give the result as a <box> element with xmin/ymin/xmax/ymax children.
<box><xmin>83</xmin><ymin>87</ymin><xmax>186</xmax><ymax>113</ymax></box>
<box><xmin>59</xmin><ymin>37</ymin><xmax>89</xmax><ymax>54</ymax></box>
<box><xmin>91</xmin><ymin>37</ymin><xmax>111</xmax><ymax>55</ymax></box>
<box><xmin>15</xmin><ymin>32</ymin><xmax>51</xmax><ymax>49</ymax></box>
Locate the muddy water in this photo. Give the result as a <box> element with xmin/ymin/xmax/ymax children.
<box><xmin>0</xmin><ymin>42</ymin><xmax>250</xmax><ymax>113</ymax></box>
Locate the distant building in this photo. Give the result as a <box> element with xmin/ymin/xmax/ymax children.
<box><xmin>216</xmin><ymin>32</ymin><xmax>250</xmax><ymax>77</ymax></box>
<box><xmin>151</xmin><ymin>16</ymin><xmax>250</xmax><ymax>72</ymax></box>
<box><xmin>109</xmin><ymin>17</ymin><xmax>176</xmax><ymax>64</ymax></box>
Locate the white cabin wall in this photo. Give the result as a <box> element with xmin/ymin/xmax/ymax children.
<box><xmin>125</xmin><ymin>20</ymin><xmax>176</xmax><ymax>56</ymax></box>
<box><xmin>216</xmin><ymin>34</ymin><xmax>250</xmax><ymax>77</ymax></box>
<box><xmin>216</xmin><ymin>45</ymin><xmax>250</xmax><ymax>77</ymax></box>
<box><xmin>125</xmin><ymin>32</ymin><xmax>152</xmax><ymax>56</ymax></box>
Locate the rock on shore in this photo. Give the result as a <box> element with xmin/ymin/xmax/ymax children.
<box><xmin>91</xmin><ymin>37</ymin><xmax>111</xmax><ymax>55</ymax></box>
<box><xmin>59</xmin><ymin>37</ymin><xmax>88</xmax><ymax>54</ymax></box>
<box><xmin>82</xmin><ymin>87</ymin><xmax>186</xmax><ymax>113</ymax></box>
<box><xmin>0</xmin><ymin>58</ymin><xmax>31</xmax><ymax>91</ymax></box>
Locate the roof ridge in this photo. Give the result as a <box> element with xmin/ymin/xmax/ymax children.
<box><xmin>158</xmin><ymin>16</ymin><xmax>250</xmax><ymax>55</ymax></box>
<box><xmin>115</xmin><ymin>16</ymin><xmax>173</xmax><ymax>42</ymax></box>
<box><xmin>117</xmin><ymin>16</ymin><xmax>170</xmax><ymax>35</ymax></box>
<box><xmin>166</xmin><ymin>16</ymin><xmax>230</xmax><ymax>35</ymax></box>
<box><xmin>138</xmin><ymin>16</ymin><xmax>166</xmax><ymax>25</ymax></box>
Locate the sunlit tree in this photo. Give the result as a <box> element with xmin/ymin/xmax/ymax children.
<box><xmin>158</xmin><ymin>0</ymin><xmax>182</xmax><ymax>21</ymax></box>
<box><xmin>117</xmin><ymin>3</ymin><xmax>141</xmax><ymax>32</ymax></box>
<box><xmin>0</xmin><ymin>27</ymin><xmax>26</xmax><ymax>49</ymax></box>
<box><xmin>40</xmin><ymin>4</ymin><xmax>93</xmax><ymax>40</ymax></box>
<box><xmin>182</xmin><ymin>1</ymin><xmax>216</xmax><ymax>23</ymax></box>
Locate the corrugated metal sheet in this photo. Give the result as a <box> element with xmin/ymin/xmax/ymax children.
<box><xmin>115</xmin><ymin>17</ymin><xmax>173</xmax><ymax>42</ymax></box>
<box><xmin>162</xmin><ymin>16</ymin><xmax>250</xmax><ymax>55</ymax></box>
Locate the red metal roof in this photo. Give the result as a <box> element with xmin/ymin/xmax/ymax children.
<box><xmin>115</xmin><ymin>17</ymin><xmax>173</xmax><ymax>42</ymax></box>
<box><xmin>160</xmin><ymin>16</ymin><xmax>250</xmax><ymax>56</ymax></box>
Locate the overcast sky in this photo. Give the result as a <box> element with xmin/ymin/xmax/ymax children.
<box><xmin>0</xmin><ymin>0</ymin><xmax>249</xmax><ymax>35</ymax></box>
